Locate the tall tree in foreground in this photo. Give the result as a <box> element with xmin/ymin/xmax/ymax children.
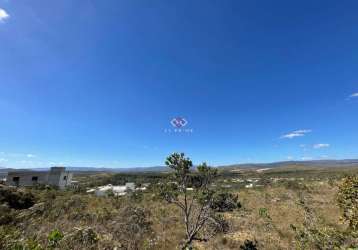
<box><xmin>156</xmin><ymin>153</ymin><xmax>239</xmax><ymax>249</ymax></box>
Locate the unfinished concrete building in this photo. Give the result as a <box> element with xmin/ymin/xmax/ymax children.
<box><xmin>6</xmin><ymin>167</ymin><xmax>73</xmax><ymax>189</ymax></box>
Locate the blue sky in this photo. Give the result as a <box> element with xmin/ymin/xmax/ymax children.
<box><xmin>0</xmin><ymin>0</ymin><xmax>357</xmax><ymax>168</ymax></box>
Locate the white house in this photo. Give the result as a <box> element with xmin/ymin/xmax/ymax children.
<box><xmin>87</xmin><ymin>183</ymin><xmax>136</xmax><ymax>197</ymax></box>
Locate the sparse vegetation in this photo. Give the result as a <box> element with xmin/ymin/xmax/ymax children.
<box><xmin>0</xmin><ymin>154</ymin><xmax>358</xmax><ymax>249</ymax></box>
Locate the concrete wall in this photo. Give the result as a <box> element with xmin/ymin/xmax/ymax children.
<box><xmin>57</xmin><ymin>171</ymin><xmax>73</xmax><ymax>189</ymax></box>
<box><xmin>47</xmin><ymin>167</ymin><xmax>63</xmax><ymax>186</ymax></box>
<box><xmin>6</xmin><ymin>171</ymin><xmax>48</xmax><ymax>187</ymax></box>
<box><xmin>6</xmin><ymin>167</ymin><xmax>72</xmax><ymax>189</ymax></box>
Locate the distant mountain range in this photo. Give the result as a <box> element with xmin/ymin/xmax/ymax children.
<box><xmin>0</xmin><ymin>166</ymin><xmax>169</xmax><ymax>174</ymax></box>
<box><xmin>1</xmin><ymin>159</ymin><xmax>358</xmax><ymax>174</ymax></box>
<box><xmin>218</xmin><ymin>159</ymin><xmax>358</xmax><ymax>170</ymax></box>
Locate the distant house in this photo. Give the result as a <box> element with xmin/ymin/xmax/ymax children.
<box><xmin>87</xmin><ymin>183</ymin><xmax>136</xmax><ymax>197</ymax></box>
<box><xmin>6</xmin><ymin>167</ymin><xmax>73</xmax><ymax>189</ymax></box>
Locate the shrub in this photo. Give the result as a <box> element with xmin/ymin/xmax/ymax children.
<box><xmin>210</xmin><ymin>192</ymin><xmax>241</xmax><ymax>212</ymax></box>
<box><xmin>292</xmin><ymin>192</ymin><xmax>347</xmax><ymax>249</ymax></box>
<box><xmin>337</xmin><ymin>175</ymin><xmax>358</xmax><ymax>232</ymax></box>
<box><xmin>128</xmin><ymin>190</ymin><xmax>144</xmax><ymax>202</ymax></box>
<box><xmin>258</xmin><ymin>207</ymin><xmax>269</xmax><ymax>218</ymax></box>
<box><xmin>61</xmin><ymin>227</ymin><xmax>98</xmax><ymax>249</ymax></box>
<box><xmin>0</xmin><ymin>205</ymin><xmax>16</xmax><ymax>225</ymax></box>
<box><xmin>201</xmin><ymin>213</ymin><xmax>230</xmax><ymax>238</ymax></box>
<box><xmin>0</xmin><ymin>187</ymin><xmax>36</xmax><ymax>209</ymax></box>
<box><xmin>240</xmin><ymin>240</ymin><xmax>258</xmax><ymax>250</ymax></box>
<box><xmin>48</xmin><ymin>229</ymin><xmax>64</xmax><ymax>247</ymax></box>
<box><xmin>25</xmin><ymin>238</ymin><xmax>44</xmax><ymax>250</ymax></box>
<box><xmin>291</xmin><ymin>224</ymin><xmax>345</xmax><ymax>250</ymax></box>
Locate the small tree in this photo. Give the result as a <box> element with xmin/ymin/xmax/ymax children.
<box><xmin>156</xmin><ymin>153</ymin><xmax>238</xmax><ymax>249</ymax></box>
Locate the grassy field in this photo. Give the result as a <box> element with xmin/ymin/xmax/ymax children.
<box><xmin>1</xmin><ymin>166</ymin><xmax>357</xmax><ymax>250</ymax></box>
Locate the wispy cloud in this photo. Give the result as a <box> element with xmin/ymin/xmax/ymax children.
<box><xmin>26</xmin><ymin>154</ymin><xmax>36</xmax><ymax>158</ymax></box>
<box><xmin>0</xmin><ymin>158</ymin><xmax>8</xmax><ymax>162</ymax></box>
<box><xmin>313</xmin><ymin>143</ymin><xmax>330</xmax><ymax>149</ymax></box>
<box><xmin>281</xmin><ymin>129</ymin><xmax>312</xmax><ymax>139</ymax></box>
<box><xmin>0</xmin><ymin>8</ymin><xmax>10</xmax><ymax>22</ymax></box>
<box><xmin>347</xmin><ymin>92</ymin><xmax>358</xmax><ymax>100</ymax></box>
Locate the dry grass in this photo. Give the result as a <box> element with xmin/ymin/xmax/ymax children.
<box><xmin>197</xmin><ymin>181</ymin><xmax>350</xmax><ymax>249</ymax></box>
<box><xmin>1</xmin><ymin>170</ymin><xmax>357</xmax><ymax>250</ymax></box>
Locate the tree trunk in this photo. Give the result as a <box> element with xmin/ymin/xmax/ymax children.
<box><xmin>181</xmin><ymin>238</ymin><xmax>193</xmax><ymax>250</ymax></box>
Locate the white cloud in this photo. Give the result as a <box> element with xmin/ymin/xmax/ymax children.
<box><xmin>281</xmin><ymin>129</ymin><xmax>312</xmax><ymax>139</ymax></box>
<box><xmin>294</xmin><ymin>129</ymin><xmax>312</xmax><ymax>134</ymax></box>
<box><xmin>347</xmin><ymin>93</ymin><xmax>358</xmax><ymax>100</ymax></box>
<box><xmin>0</xmin><ymin>158</ymin><xmax>8</xmax><ymax>162</ymax></box>
<box><xmin>26</xmin><ymin>154</ymin><xmax>36</xmax><ymax>158</ymax></box>
<box><xmin>286</xmin><ymin>156</ymin><xmax>294</xmax><ymax>160</ymax></box>
<box><xmin>0</xmin><ymin>8</ymin><xmax>10</xmax><ymax>22</ymax></box>
<box><xmin>313</xmin><ymin>143</ymin><xmax>330</xmax><ymax>149</ymax></box>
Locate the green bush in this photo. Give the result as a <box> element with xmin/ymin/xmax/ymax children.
<box><xmin>48</xmin><ymin>229</ymin><xmax>64</xmax><ymax>247</ymax></box>
<box><xmin>291</xmin><ymin>224</ymin><xmax>345</xmax><ymax>250</ymax></box>
<box><xmin>259</xmin><ymin>207</ymin><xmax>269</xmax><ymax>218</ymax></box>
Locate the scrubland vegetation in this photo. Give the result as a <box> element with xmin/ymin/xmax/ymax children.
<box><xmin>1</xmin><ymin>153</ymin><xmax>357</xmax><ymax>250</ymax></box>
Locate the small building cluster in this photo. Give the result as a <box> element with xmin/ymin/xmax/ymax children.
<box><xmin>86</xmin><ymin>183</ymin><xmax>138</xmax><ymax>197</ymax></box>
